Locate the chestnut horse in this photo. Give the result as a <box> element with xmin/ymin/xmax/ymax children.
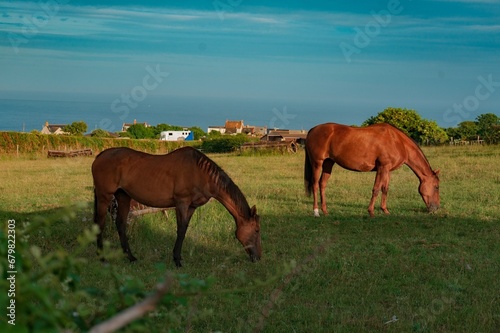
<box><xmin>92</xmin><ymin>146</ymin><xmax>261</xmax><ymax>267</ymax></box>
<box><xmin>304</xmin><ymin>123</ymin><xmax>440</xmax><ymax>217</ymax></box>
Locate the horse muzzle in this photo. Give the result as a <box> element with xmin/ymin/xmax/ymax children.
<box><xmin>427</xmin><ymin>203</ymin><xmax>440</xmax><ymax>213</ymax></box>
<box><xmin>245</xmin><ymin>245</ymin><xmax>261</xmax><ymax>262</ymax></box>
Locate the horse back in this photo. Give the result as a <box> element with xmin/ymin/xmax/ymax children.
<box><xmin>92</xmin><ymin>147</ymin><xmax>206</xmax><ymax>206</ymax></box>
<box><xmin>306</xmin><ymin>123</ymin><xmax>408</xmax><ymax>171</ymax></box>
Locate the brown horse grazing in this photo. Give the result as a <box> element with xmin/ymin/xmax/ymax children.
<box><xmin>304</xmin><ymin>123</ymin><xmax>440</xmax><ymax>217</ymax></box>
<box><xmin>92</xmin><ymin>146</ymin><xmax>262</xmax><ymax>267</ymax></box>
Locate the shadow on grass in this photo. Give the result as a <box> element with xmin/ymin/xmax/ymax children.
<box><xmin>0</xmin><ymin>201</ymin><xmax>252</xmax><ymax>270</ymax></box>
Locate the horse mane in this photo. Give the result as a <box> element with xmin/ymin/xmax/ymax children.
<box><xmin>385</xmin><ymin>123</ymin><xmax>435</xmax><ymax>174</ymax></box>
<box><xmin>191</xmin><ymin>149</ymin><xmax>252</xmax><ymax>217</ymax></box>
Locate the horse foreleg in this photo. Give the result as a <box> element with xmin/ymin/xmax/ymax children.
<box><xmin>115</xmin><ymin>191</ymin><xmax>136</xmax><ymax>262</ymax></box>
<box><xmin>319</xmin><ymin>159</ymin><xmax>334</xmax><ymax>216</ymax></box>
<box><xmin>173</xmin><ymin>203</ymin><xmax>196</xmax><ymax>267</ymax></box>
<box><xmin>368</xmin><ymin>167</ymin><xmax>390</xmax><ymax>217</ymax></box>
<box><xmin>380</xmin><ymin>172</ymin><xmax>391</xmax><ymax>215</ymax></box>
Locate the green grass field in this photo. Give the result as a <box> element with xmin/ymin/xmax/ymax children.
<box><xmin>1</xmin><ymin>145</ymin><xmax>499</xmax><ymax>332</ymax></box>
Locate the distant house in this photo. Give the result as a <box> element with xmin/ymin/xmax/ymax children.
<box><xmin>225</xmin><ymin>120</ymin><xmax>244</xmax><ymax>134</ymax></box>
<box><xmin>41</xmin><ymin>121</ymin><xmax>69</xmax><ymax>135</ymax></box>
<box><xmin>122</xmin><ymin>119</ymin><xmax>150</xmax><ymax>132</ymax></box>
<box><xmin>261</xmin><ymin>129</ymin><xmax>308</xmax><ymax>145</ymax></box>
<box><xmin>257</xmin><ymin>126</ymin><xmax>269</xmax><ymax>136</ymax></box>
<box><xmin>248</xmin><ymin>126</ymin><xmax>267</xmax><ymax>136</ymax></box>
<box><xmin>242</xmin><ymin>126</ymin><xmax>255</xmax><ymax>135</ymax></box>
<box><xmin>209</xmin><ymin>122</ymin><xmax>267</xmax><ymax>136</ymax></box>
<box><xmin>207</xmin><ymin>126</ymin><xmax>226</xmax><ymax>134</ymax></box>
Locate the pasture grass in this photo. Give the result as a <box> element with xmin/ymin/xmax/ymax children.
<box><xmin>0</xmin><ymin>145</ymin><xmax>499</xmax><ymax>332</ymax></box>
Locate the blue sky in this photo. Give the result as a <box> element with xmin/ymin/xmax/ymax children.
<box><xmin>1</xmin><ymin>0</ymin><xmax>499</xmax><ymax>127</ymax></box>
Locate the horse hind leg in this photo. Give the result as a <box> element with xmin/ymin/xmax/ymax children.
<box><xmin>319</xmin><ymin>159</ymin><xmax>335</xmax><ymax>216</ymax></box>
<box><xmin>310</xmin><ymin>161</ymin><xmax>324</xmax><ymax>217</ymax></box>
<box><xmin>114</xmin><ymin>190</ymin><xmax>136</xmax><ymax>262</ymax></box>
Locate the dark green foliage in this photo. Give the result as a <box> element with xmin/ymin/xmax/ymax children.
<box><xmin>90</xmin><ymin>129</ymin><xmax>114</xmax><ymax>138</ymax></box>
<box><xmin>0</xmin><ymin>210</ymin><xmax>219</xmax><ymax>332</ymax></box>
<box><xmin>445</xmin><ymin>113</ymin><xmax>500</xmax><ymax>143</ymax></box>
<box><xmin>188</xmin><ymin>126</ymin><xmax>205</xmax><ymax>140</ymax></box>
<box><xmin>201</xmin><ymin>135</ymin><xmax>249</xmax><ymax>153</ymax></box>
<box><xmin>63</xmin><ymin>121</ymin><xmax>88</xmax><ymax>136</ymax></box>
<box><xmin>362</xmin><ymin>107</ymin><xmax>449</xmax><ymax>145</ymax></box>
<box><xmin>152</xmin><ymin>124</ymin><xmax>183</xmax><ymax>138</ymax></box>
<box><xmin>455</xmin><ymin>121</ymin><xmax>479</xmax><ymax>140</ymax></box>
<box><xmin>476</xmin><ymin>113</ymin><xmax>500</xmax><ymax>143</ymax></box>
<box><xmin>207</xmin><ymin>130</ymin><xmax>223</xmax><ymax>138</ymax></box>
<box><xmin>126</xmin><ymin>124</ymin><xmax>156</xmax><ymax>139</ymax></box>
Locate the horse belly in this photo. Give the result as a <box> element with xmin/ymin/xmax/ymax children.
<box><xmin>337</xmin><ymin>159</ymin><xmax>376</xmax><ymax>172</ymax></box>
<box><xmin>332</xmin><ymin>149</ymin><xmax>377</xmax><ymax>172</ymax></box>
<box><xmin>121</xmin><ymin>182</ymin><xmax>176</xmax><ymax>208</ymax></box>
<box><xmin>132</xmin><ymin>193</ymin><xmax>176</xmax><ymax>209</ymax></box>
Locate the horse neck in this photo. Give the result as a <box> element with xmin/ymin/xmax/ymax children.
<box><xmin>214</xmin><ymin>188</ymin><xmax>251</xmax><ymax>223</ymax></box>
<box><xmin>195</xmin><ymin>152</ymin><xmax>251</xmax><ymax>223</ymax></box>
<box><xmin>404</xmin><ymin>140</ymin><xmax>434</xmax><ymax>182</ymax></box>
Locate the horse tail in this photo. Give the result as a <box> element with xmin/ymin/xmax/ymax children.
<box><xmin>304</xmin><ymin>146</ymin><xmax>313</xmax><ymax>197</ymax></box>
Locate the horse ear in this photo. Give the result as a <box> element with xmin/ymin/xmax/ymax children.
<box><xmin>250</xmin><ymin>205</ymin><xmax>257</xmax><ymax>216</ymax></box>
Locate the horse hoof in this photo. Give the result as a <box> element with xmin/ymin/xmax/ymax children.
<box><xmin>128</xmin><ymin>255</ymin><xmax>137</xmax><ymax>262</ymax></box>
<box><xmin>313</xmin><ymin>208</ymin><xmax>320</xmax><ymax>217</ymax></box>
<box><xmin>249</xmin><ymin>254</ymin><xmax>260</xmax><ymax>263</ymax></box>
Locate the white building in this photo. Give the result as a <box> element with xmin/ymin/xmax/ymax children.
<box><xmin>160</xmin><ymin>130</ymin><xmax>193</xmax><ymax>141</ymax></box>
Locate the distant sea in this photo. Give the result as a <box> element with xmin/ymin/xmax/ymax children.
<box><xmin>0</xmin><ymin>93</ymin><xmax>377</xmax><ymax>134</ymax></box>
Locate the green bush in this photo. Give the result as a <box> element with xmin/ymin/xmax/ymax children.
<box><xmin>201</xmin><ymin>135</ymin><xmax>249</xmax><ymax>153</ymax></box>
<box><xmin>0</xmin><ymin>207</ymin><xmax>215</xmax><ymax>332</ymax></box>
<box><xmin>362</xmin><ymin>107</ymin><xmax>449</xmax><ymax>145</ymax></box>
<box><xmin>63</xmin><ymin>121</ymin><xmax>88</xmax><ymax>136</ymax></box>
<box><xmin>90</xmin><ymin>129</ymin><xmax>113</xmax><ymax>138</ymax></box>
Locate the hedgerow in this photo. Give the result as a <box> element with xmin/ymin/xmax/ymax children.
<box><xmin>0</xmin><ymin>132</ymin><xmax>201</xmax><ymax>155</ymax></box>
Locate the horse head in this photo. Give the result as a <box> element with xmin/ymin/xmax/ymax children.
<box><xmin>236</xmin><ymin>205</ymin><xmax>262</xmax><ymax>262</ymax></box>
<box><xmin>419</xmin><ymin>169</ymin><xmax>440</xmax><ymax>213</ymax></box>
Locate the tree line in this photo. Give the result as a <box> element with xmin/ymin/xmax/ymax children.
<box><xmin>363</xmin><ymin>108</ymin><xmax>499</xmax><ymax>145</ymax></box>
<box><xmin>58</xmin><ymin>108</ymin><xmax>500</xmax><ymax>145</ymax></box>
